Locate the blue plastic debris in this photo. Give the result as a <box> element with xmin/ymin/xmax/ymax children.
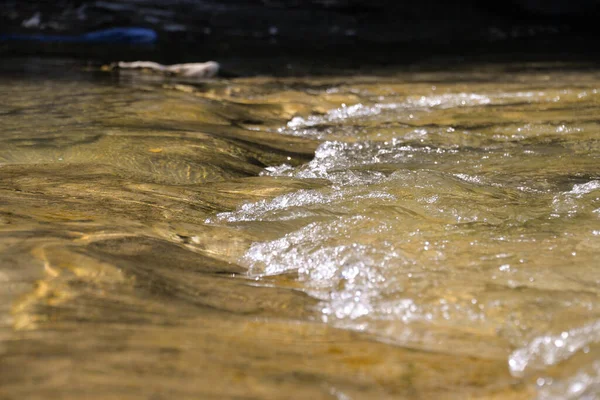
<box><xmin>0</xmin><ymin>27</ymin><xmax>157</xmax><ymax>44</ymax></box>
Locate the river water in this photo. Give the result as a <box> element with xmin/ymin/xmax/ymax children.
<box><xmin>0</xmin><ymin>59</ymin><xmax>599</xmax><ymax>399</ymax></box>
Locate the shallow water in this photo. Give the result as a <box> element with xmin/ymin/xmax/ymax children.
<box><xmin>0</xmin><ymin>59</ymin><xmax>599</xmax><ymax>399</ymax></box>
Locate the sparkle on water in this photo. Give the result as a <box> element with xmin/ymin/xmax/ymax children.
<box><xmin>1</xmin><ymin>59</ymin><xmax>599</xmax><ymax>399</ymax></box>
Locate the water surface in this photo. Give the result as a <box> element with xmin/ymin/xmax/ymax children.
<box><xmin>1</xmin><ymin>59</ymin><xmax>599</xmax><ymax>399</ymax></box>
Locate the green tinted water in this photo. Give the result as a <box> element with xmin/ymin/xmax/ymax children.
<box><xmin>1</xmin><ymin>60</ymin><xmax>599</xmax><ymax>399</ymax></box>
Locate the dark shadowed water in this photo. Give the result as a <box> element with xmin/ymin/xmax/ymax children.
<box><xmin>0</xmin><ymin>58</ymin><xmax>599</xmax><ymax>399</ymax></box>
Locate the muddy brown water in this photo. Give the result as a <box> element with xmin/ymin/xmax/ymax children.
<box><xmin>0</xmin><ymin>59</ymin><xmax>599</xmax><ymax>399</ymax></box>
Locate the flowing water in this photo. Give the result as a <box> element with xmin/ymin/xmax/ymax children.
<box><xmin>0</xmin><ymin>58</ymin><xmax>599</xmax><ymax>399</ymax></box>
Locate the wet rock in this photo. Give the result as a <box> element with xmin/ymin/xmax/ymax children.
<box><xmin>113</xmin><ymin>60</ymin><xmax>219</xmax><ymax>78</ymax></box>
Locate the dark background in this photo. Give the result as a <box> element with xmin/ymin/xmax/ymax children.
<box><xmin>1</xmin><ymin>0</ymin><xmax>599</xmax><ymax>75</ymax></box>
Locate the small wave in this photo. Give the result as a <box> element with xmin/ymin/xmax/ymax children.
<box><xmin>509</xmin><ymin>320</ymin><xmax>600</xmax><ymax>378</ymax></box>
